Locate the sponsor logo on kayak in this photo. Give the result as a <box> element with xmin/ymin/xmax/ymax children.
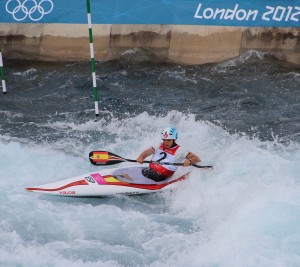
<box><xmin>59</xmin><ymin>191</ymin><xmax>75</xmax><ymax>195</ymax></box>
<box><xmin>85</xmin><ymin>176</ymin><xmax>95</xmax><ymax>183</ymax></box>
<box><xmin>91</xmin><ymin>173</ymin><xmax>106</xmax><ymax>184</ymax></box>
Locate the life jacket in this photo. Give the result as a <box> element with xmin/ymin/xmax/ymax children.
<box><xmin>149</xmin><ymin>143</ymin><xmax>181</xmax><ymax>178</ymax></box>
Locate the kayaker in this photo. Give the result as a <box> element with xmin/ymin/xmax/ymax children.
<box><xmin>136</xmin><ymin>127</ymin><xmax>200</xmax><ymax>182</ymax></box>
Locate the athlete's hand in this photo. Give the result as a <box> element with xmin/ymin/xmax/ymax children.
<box><xmin>183</xmin><ymin>159</ymin><xmax>191</xmax><ymax>167</ymax></box>
<box><xmin>136</xmin><ymin>156</ymin><xmax>144</xmax><ymax>164</ymax></box>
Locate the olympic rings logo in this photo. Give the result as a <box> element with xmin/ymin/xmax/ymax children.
<box><xmin>6</xmin><ymin>0</ymin><xmax>54</xmax><ymax>22</ymax></box>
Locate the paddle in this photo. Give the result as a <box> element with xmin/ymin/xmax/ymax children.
<box><xmin>89</xmin><ymin>151</ymin><xmax>212</xmax><ymax>169</ymax></box>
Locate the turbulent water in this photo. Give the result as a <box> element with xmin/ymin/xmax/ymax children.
<box><xmin>0</xmin><ymin>50</ymin><xmax>300</xmax><ymax>267</ymax></box>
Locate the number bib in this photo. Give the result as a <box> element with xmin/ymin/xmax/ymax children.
<box><xmin>150</xmin><ymin>143</ymin><xmax>181</xmax><ymax>177</ymax></box>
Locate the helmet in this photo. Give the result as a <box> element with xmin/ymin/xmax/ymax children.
<box><xmin>161</xmin><ymin>127</ymin><xmax>178</xmax><ymax>140</ymax></box>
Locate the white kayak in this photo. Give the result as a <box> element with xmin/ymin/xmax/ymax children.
<box><xmin>26</xmin><ymin>166</ymin><xmax>190</xmax><ymax>197</ymax></box>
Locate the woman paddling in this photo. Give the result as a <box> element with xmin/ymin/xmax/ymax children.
<box><xmin>136</xmin><ymin>127</ymin><xmax>200</xmax><ymax>182</ymax></box>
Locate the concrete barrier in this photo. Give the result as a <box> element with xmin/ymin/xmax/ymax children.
<box><xmin>0</xmin><ymin>23</ymin><xmax>299</xmax><ymax>65</ymax></box>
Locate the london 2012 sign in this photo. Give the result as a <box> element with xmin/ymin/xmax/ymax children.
<box><xmin>194</xmin><ymin>3</ymin><xmax>300</xmax><ymax>23</ymax></box>
<box><xmin>2</xmin><ymin>0</ymin><xmax>300</xmax><ymax>27</ymax></box>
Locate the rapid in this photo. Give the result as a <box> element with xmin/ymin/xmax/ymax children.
<box><xmin>0</xmin><ymin>50</ymin><xmax>300</xmax><ymax>266</ymax></box>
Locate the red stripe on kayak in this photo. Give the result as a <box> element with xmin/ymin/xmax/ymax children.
<box><xmin>26</xmin><ymin>173</ymin><xmax>189</xmax><ymax>193</ymax></box>
<box><xmin>102</xmin><ymin>173</ymin><xmax>189</xmax><ymax>190</ymax></box>
<box><xmin>26</xmin><ymin>179</ymin><xmax>88</xmax><ymax>192</ymax></box>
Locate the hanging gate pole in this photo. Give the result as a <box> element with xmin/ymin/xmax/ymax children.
<box><xmin>0</xmin><ymin>45</ymin><xmax>7</xmax><ymax>94</ymax></box>
<box><xmin>86</xmin><ymin>0</ymin><xmax>99</xmax><ymax>116</ymax></box>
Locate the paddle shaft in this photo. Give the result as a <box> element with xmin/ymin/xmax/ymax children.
<box><xmin>89</xmin><ymin>151</ymin><xmax>212</xmax><ymax>169</ymax></box>
<box><xmin>121</xmin><ymin>158</ymin><xmax>212</xmax><ymax>168</ymax></box>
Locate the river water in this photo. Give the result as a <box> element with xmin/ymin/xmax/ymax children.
<box><xmin>0</xmin><ymin>50</ymin><xmax>300</xmax><ymax>266</ymax></box>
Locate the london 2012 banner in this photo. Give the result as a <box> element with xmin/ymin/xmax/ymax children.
<box><xmin>1</xmin><ymin>0</ymin><xmax>300</xmax><ymax>27</ymax></box>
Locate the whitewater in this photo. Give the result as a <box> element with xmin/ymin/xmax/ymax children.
<box><xmin>0</xmin><ymin>51</ymin><xmax>300</xmax><ymax>266</ymax></box>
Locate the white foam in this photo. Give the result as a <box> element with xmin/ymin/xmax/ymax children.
<box><xmin>13</xmin><ymin>68</ymin><xmax>37</xmax><ymax>76</ymax></box>
<box><xmin>212</xmin><ymin>50</ymin><xmax>270</xmax><ymax>73</ymax></box>
<box><xmin>0</xmin><ymin>112</ymin><xmax>299</xmax><ymax>266</ymax></box>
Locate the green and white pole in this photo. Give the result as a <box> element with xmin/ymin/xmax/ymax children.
<box><xmin>0</xmin><ymin>46</ymin><xmax>7</xmax><ymax>94</ymax></box>
<box><xmin>86</xmin><ymin>0</ymin><xmax>99</xmax><ymax>116</ymax></box>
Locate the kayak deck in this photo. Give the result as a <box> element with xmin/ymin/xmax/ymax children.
<box><xmin>26</xmin><ymin>166</ymin><xmax>190</xmax><ymax>197</ymax></box>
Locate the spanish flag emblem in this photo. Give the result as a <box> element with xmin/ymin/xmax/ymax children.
<box><xmin>92</xmin><ymin>151</ymin><xmax>109</xmax><ymax>162</ymax></box>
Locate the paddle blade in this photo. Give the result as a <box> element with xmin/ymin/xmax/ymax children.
<box><xmin>89</xmin><ymin>151</ymin><xmax>126</xmax><ymax>165</ymax></box>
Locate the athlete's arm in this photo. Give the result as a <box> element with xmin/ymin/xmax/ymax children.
<box><xmin>136</xmin><ymin>147</ymin><xmax>155</xmax><ymax>164</ymax></box>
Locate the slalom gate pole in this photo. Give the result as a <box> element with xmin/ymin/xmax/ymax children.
<box><xmin>0</xmin><ymin>45</ymin><xmax>7</xmax><ymax>94</ymax></box>
<box><xmin>86</xmin><ymin>0</ymin><xmax>99</xmax><ymax>116</ymax></box>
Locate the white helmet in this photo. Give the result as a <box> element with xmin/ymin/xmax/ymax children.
<box><xmin>161</xmin><ymin>127</ymin><xmax>178</xmax><ymax>140</ymax></box>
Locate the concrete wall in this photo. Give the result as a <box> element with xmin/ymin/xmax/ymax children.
<box><xmin>0</xmin><ymin>23</ymin><xmax>299</xmax><ymax>65</ymax></box>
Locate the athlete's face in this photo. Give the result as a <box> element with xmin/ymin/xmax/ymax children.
<box><xmin>162</xmin><ymin>139</ymin><xmax>174</xmax><ymax>148</ymax></box>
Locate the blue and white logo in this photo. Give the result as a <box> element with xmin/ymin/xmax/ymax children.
<box><xmin>5</xmin><ymin>0</ymin><xmax>54</xmax><ymax>22</ymax></box>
